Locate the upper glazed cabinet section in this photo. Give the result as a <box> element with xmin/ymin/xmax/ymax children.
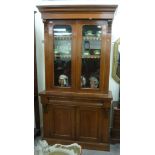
<box><xmin>37</xmin><ymin>5</ymin><xmax>117</xmax><ymax>93</ymax></box>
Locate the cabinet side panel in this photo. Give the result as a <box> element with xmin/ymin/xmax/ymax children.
<box><xmin>44</xmin><ymin>21</ymin><xmax>53</xmax><ymax>90</ymax></box>
<box><xmin>43</xmin><ymin>105</ymin><xmax>51</xmax><ymax>137</ymax></box>
<box><xmin>102</xmin><ymin>22</ymin><xmax>112</xmax><ymax>92</ymax></box>
<box><xmin>102</xmin><ymin>106</ymin><xmax>111</xmax><ymax>143</ymax></box>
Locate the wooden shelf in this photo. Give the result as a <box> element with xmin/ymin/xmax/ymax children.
<box><xmin>55</xmin><ymin>55</ymin><xmax>71</xmax><ymax>59</ymax></box>
<box><xmin>54</xmin><ymin>55</ymin><xmax>100</xmax><ymax>59</ymax></box>
<box><xmin>82</xmin><ymin>55</ymin><xmax>100</xmax><ymax>59</ymax></box>
<box><xmin>54</xmin><ymin>36</ymin><xmax>72</xmax><ymax>40</ymax></box>
<box><xmin>83</xmin><ymin>36</ymin><xmax>101</xmax><ymax>41</ymax></box>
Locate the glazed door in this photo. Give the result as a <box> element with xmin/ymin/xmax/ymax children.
<box><xmin>76</xmin><ymin>20</ymin><xmax>109</xmax><ymax>92</ymax></box>
<box><xmin>45</xmin><ymin>20</ymin><xmax>77</xmax><ymax>91</ymax></box>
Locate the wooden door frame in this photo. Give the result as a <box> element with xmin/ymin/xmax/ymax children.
<box><xmin>75</xmin><ymin>20</ymin><xmax>110</xmax><ymax>93</ymax></box>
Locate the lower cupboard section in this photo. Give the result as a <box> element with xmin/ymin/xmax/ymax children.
<box><xmin>42</xmin><ymin>102</ymin><xmax>111</xmax><ymax>151</ymax></box>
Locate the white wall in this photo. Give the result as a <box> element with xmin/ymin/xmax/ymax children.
<box><xmin>35</xmin><ymin>2</ymin><xmax>120</xmax><ymax>127</ymax></box>
<box><xmin>35</xmin><ymin>11</ymin><xmax>45</xmax><ymax>127</ymax></box>
<box><xmin>36</xmin><ymin>0</ymin><xmax>119</xmax><ymax>6</ymax></box>
<box><xmin>109</xmin><ymin>6</ymin><xmax>120</xmax><ymax>101</ymax></box>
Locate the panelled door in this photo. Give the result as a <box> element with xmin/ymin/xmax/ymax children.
<box><xmin>76</xmin><ymin>105</ymin><xmax>103</xmax><ymax>142</ymax></box>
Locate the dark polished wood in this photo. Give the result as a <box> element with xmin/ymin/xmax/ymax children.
<box><xmin>37</xmin><ymin>4</ymin><xmax>117</xmax><ymax>151</ymax></box>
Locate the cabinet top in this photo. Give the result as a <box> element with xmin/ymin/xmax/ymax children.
<box><xmin>37</xmin><ymin>5</ymin><xmax>117</xmax><ymax>11</ymax></box>
<box><xmin>37</xmin><ymin>5</ymin><xmax>118</xmax><ymax>20</ymax></box>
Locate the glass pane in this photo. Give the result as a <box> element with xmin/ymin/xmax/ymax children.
<box><xmin>81</xmin><ymin>25</ymin><xmax>102</xmax><ymax>88</ymax></box>
<box><xmin>53</xmin><ymin>25</ymin><xmax>72</xmax><ymax>87</ymax></box>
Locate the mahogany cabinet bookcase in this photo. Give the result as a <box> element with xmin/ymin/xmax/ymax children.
<box><xmin>37</xmin><ymin>5</ymin><xmax>117</xmax><ymax>151</ymax></box>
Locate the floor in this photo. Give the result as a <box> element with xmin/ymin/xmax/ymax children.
<box><xmin>34</xmin><ymin>136</ymin><xmax>120</xmax><ymax>155</ymax></box>
<box><xmin>82</xmin><ymin>144</ymin><xmax>120</xmax><ymax>155</ymax></box>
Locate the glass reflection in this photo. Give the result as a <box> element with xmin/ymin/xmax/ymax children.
<box><xmin>53</xmin><ymin>25</ymin><xmax>72</xmax><ymax>87</ymax></box>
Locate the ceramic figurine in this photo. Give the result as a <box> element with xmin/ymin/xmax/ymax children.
<box><xmin>81</xmin><ymin>76</ymin><xmax>86</xmax><ymax>87</ymax></box>
<box><xmin>89</xmin><ymin>76</ymin><xmax>99</xmax><ymax>88</ymax></box>
<box><xmin>58</xmin><ymin>74</ymin><xmax>68</xmax><ymax>87</ymax></box>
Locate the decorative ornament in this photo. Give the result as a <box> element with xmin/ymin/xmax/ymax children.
<box><xmin>58</xmin><ymin>74</ymin><xmax>68</xmax><ymax>87</ymax></box>
<box><xmin>81</xmin><ymin>76</ymin><xmax>86</xmax><ymax>87</ymax></box>
<box><xmin>89</xmin><ymin>76</ymin><xmax>99</xmax><ymax>88</ymax></box>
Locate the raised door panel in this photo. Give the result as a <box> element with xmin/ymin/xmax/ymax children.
<box><xmin>51</xmin><ymin>105</ymin><xmax>75</xmax><ymax>140</ymax></box>
<box><xmin>76</xmin><ymin>106</ymin><xmax>101</xmax><ymax>142</ymax></box>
